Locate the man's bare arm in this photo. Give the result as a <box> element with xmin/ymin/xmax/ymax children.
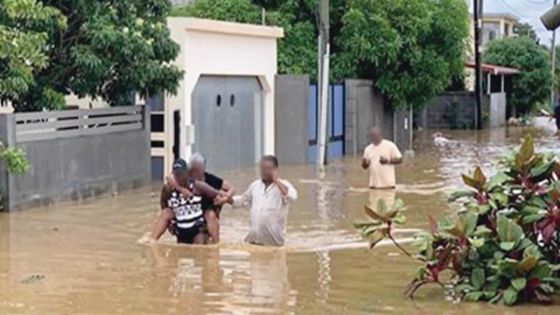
<box><xmin>361</xmin><ymin>158</ymin><xmax>370</xmax><ymax>169</ymax></box>
<box><xmin>221</xmin><ymin>180</ymin><xmax>234</xmax><ymax>197</ymax></box>
<box><xmin>194</xmin><ymin>180</ymin><xmax>220</xmax><ymax>199</ymax></box>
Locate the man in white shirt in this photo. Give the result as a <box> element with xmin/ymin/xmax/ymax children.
<box><xmin>361</xmin><ymin>127</ymin><xmax>403</xmax><ymax>189</ymax></box>
<box><xmin>224</xmin><ymin>155</ymin><xmax>298</xmax><ymax>246</ymax></box>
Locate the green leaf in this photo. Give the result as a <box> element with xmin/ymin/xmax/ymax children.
<box><xmin>464</xmin><ymin>291</ymin><xmax>484</xmax><ymax>302</ymax></box>
<box><xmin>392</xmin><ymin>213</ymin><xmax>406</xmax><ymax>225</ymax></box>
<box><xmin>461</xmin><ymin>211</ymin><xmax>478</xmax><ymax>236</ymax></box>
<box><xmin>393</xmin><ymin>198</ymin><xmax>405</xmax><ymax>210</ymax></box>
<box><xmin>468</xmin><ymin>237</ymin><xmax>485</xmax><ymax>248</ymax></box>
<box><xmin>471</xmin><ymin>268</ymin><xmax>485</xmax><ymax>290</ymax></box>
<box><xmin>485</xmin><ymin>172</ymin><xmax>512</xmax><ymax>190</ymax></box>
<box><xmin>530</xmin><ymin>263</ymin><xmax>552</xmax><ymax>280</ymax></box>
<box><xmin>543</xmin><ymin>277</ymin><xmax>560</xmax><ymax>288</ymax></box>
<box><xmin>448</xmin><ymin>189</ymin><xmax>476</xmax><ymax>201</ymax></box>
<box><xmin>503</xmin><ymin>287</ymin><xmax>518</xmax><ymax>305</ymax></box>
<box><xmin>496</xmin><ymin>215</ymin><xmax>524</xmax><ymax>246</ymax></box>
<box><xmin>521</xmin><ymin>214</ymin><xmax>545</xmax><ymax>224</ymax></box>
<box><xmin>511</xmin><ymin>278</ymin><xmax>527</xmax><ymax>291</ymax></box>
<box><xmin>490</xmin><ymin>192</ymin><xmax>509</xmax><ymax>206</ymax></box>
<box><xmin>473</xmin><ymin>225</ymin><xmax>493</xmax><ymax>236</ymax></box>
<box><xmin>500</xmin><ymin>242</ymin><xmax>516</xmax><ymax>251</ymax></box>
<box><xmin>499</xmin><ymin>259</ymin><xmax>520</xmax><ymax>278</ymax></box>
<box><xmin>455</xmin><ymin>283</ymin><xmax>474</xmax><ymax>293</ymax></box>
<box><xmin>516</xmin><ymin>136</ymin><xmax>534</xmax><ymax>166</ymax></box>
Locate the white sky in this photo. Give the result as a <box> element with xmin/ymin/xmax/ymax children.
<box><xmin>469</xmin><ymin>0</ymin><xmax>556</xmax><ymax>45</ymax></box>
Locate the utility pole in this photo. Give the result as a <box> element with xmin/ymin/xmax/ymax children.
<box><xmin>317</xmin><ymin>0</ymin><xmax>330</xmax><ymax>167</ymax></box>
<box><xmin>551</xmin><ymin>0</ymin><xmax>558</xmax><ymax>109</ymax></box>
<box><xmin>474</xmin><ymin>0</ymin><xmax>483</xmax><ymax>129</ymax></box>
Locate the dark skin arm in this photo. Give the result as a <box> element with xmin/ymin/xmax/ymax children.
<box><xmin>160</xmin><ymin>185</ymin><xmax>169</xmax><ymax>210</ymax></box>
<box><xmin>379</xmin><ymin>157</ymin><xmax>403</xmax><ymax>165</ymax></box>
<box><xmin>193</xmin><ymin>180</ymin><xmax>220</xmax><ymax>199</ymax></box>
<box><xmin>361</xmin><ymin>158</ymin><xmax>370</xmax><ymax>169</ymax></box>
<box><xmin>166</xmin><ymin>175</ymin><xmax>221</xmax><ymax>199</ymax></box>
<box><xmin>213</xmin><ymin>180</ymin><xmax>234</xmax><ymax>206</ymax></box>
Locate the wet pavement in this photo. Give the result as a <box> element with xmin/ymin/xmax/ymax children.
<box><xmin>1</xmin><ymin>118</ymin><xmax>559</xmax><ymax>314</ymax></box>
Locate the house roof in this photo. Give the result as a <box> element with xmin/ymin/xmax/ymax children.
<box><xmin>171</xmin><ymin>17</ymin><xmax>284</xmax><ymax>39</ymax></box>
<box><xmin>465</xmin><ymin>61</ymin><xmax>520</xmax><ymax>75</ymax></box>
<box><xmin>469</xmin><ymin>13</ymin><xmax>520</xmax><ymax>23</ymax></box>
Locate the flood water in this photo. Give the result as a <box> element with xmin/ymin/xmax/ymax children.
<box><xmin>1</xmin><ymin>118</ymin><xmax>559</xmax><ymax>315</ymax></box>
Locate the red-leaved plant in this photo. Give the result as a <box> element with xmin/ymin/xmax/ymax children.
<box><xmin>355</xmin><ymin>136</ymin><xmax>560</xmax><ymax>305</ymax></box>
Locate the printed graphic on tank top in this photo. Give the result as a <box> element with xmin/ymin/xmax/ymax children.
<box><xmin>167</xmin><ymin>184</ymin><xmax>204</xmax><ymax>232</ymax></box>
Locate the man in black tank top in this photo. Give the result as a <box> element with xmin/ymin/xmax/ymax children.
<box><xmin>188</xmin><ymin>153</ymin><xmax>234</xmax><ymax>244</ymax></box>
<box><xmin>146</xmin><ymin>159</ymin><xmax>221</xmax><ymax>244</ymax></box>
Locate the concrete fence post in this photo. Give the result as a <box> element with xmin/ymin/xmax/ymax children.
<box><xmin>142</xmin><ymin>105</ymin><xmax>152</xmax><ymax>181</ymax></box>
<box><xmin>0</xmin><ymin>114</ymin><xmax>16</xmax><ymax>211</ymax></box>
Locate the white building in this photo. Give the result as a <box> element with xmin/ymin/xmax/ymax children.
<box><xmin>153</xmin><ymin>17</ymin><xmax>283</xmax><ymax>177</ymax></box>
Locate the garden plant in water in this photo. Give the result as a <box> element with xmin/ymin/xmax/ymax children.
<box><xmin>0</xmin><ymin>141</ymin><xmax>28</xmax><ymax>210</ymax></box>
<box><xmin>355</xmin><ymin>135</ymin><xmax>560</xmax><ymax>306</ymax></box>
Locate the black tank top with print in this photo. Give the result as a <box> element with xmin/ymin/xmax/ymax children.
<box><xmin>167</xmin><ymin>181</ymin><xmax>204</xmax><ymax>231</ymax></box>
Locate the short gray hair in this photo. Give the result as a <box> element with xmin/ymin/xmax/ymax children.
<box><xmin>189</xmin><ymin>152</ymin><xmax>206</xmax><ymax>166</ymax></box>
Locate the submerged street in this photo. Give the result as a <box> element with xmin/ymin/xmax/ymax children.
<box><xmin>1</xmin><ymin>119</ymin><xmax>559</xmax><ymax>314</ymax></box>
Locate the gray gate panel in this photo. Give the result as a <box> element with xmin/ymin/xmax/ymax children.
<box><xmin>192</xmin><ymin>76</ymin><xmax>261</xmax><ymax>173</ymax></box>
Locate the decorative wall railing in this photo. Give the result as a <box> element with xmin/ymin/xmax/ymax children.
<box><xmin>14</xmin><ymin>106</ymin><xmax>145</xmax><ymax>143</ymax></box>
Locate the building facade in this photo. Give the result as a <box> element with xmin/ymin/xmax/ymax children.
<box><xmin>465</xmin><ymin>13</ymin><xmax>519</xmax><ymax>91</ymax></box>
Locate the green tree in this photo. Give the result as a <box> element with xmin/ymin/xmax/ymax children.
<box><xmin>0</xmin><ymin>0</ymin><xmax>66</xmax><ymax>105</ymax></box>
<box><xmin>171</xmin><ymin>0</ymin><xmax>262</xmax><ymax>23</ymax></box>
<box><xmin>334</xmin><ymin>0</ymin><xmax>469</xmax><ymax>109</ymax></box>
<box><xmin>514</xmin><ymin>22</ymin><xmax>537</xmax><ymax>42</ymax></box>
<box><xmin>172</xmin><ymin>0</ymin><xmax>319</xmax><ymax>78</ymax></box>
<box><xmin>484</xmin><ymin>37</ymin><xmax>551</xmax><ymax>115</ymax></box>
<box><xmin>10</xmin><ymin>0</ymin><xmax>183</xmax><ymax>111</ymax></box>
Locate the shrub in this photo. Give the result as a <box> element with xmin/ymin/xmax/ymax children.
<box><xmin>0</xmin><ymin>141</ymin><xmax>28</xmax><ymax>211</ymax></box>
<box><xmin>356</xmin><ymin>135</ymin><xmax>560</xmax><ymax>305</ymax></box>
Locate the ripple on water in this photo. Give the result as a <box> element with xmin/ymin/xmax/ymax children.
<box><xmin>1</xmin><ymin>119</ymin><xmax>559</xmax><ymax>314</ymax></box>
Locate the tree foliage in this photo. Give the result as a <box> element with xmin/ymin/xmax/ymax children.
<box><xmin>171</xmin><ymin>0</ymin><xmax>470</xmax><ymax>109</ymax></box>
<box><xmin>357</xmin><ymin>136</ymin><xmax>560</xmax><ymax>306</ymax></box>
<box><xmin>0</xmin><ymin>0</ymin><xmax>66</xmax><ymax>105</ymax></box>
<box><xmin>514</xmin><ymin>22</ymin><xmax>538</xmax><ymax>43</ymax></box>
<box><xmin>3</xmin><ymin>0</ymin><xmax>183</xmax><ymax>111</ymax></box>
<box><xmin>171</xmin><ymin>0</ymin><xmax>262</xmax><ymax>23</ymax></box>
<box><xmin>335</xmin><ymin>0</ymin><xmax>469</xmax><ymax>109</ymax></box>
<box><xmin>172</xmin><ymin>0</ymin><xmax>319</xmax><ymax>79</ymax></box>
<box><xmin>484</xmin><ymin>37</ymin><xmax>551</xmax><ymax>115</ymax></box>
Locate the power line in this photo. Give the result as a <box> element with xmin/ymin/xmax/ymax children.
<box><xmin>496</xmin><ymin>0</ymin><xmax>531</xmax><ymax>19</ymax></box>
<box><xmin>521</xmin><ymin>0</ymin><xmax>551</xmax><ymax>5</ymax></box>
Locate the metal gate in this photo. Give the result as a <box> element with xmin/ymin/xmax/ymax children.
<box><xmin>192</xmin><ymin>76</ymin><xmax>263</xmax><ymax>172</ymax></box>
<box><xmin>307</xmin><ymin>84</ymin><xmax>345</xmax><ymax>162</ymax></box>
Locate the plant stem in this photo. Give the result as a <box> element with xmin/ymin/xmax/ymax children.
<box><xmin>388</xmin><ymin>234</ymin><xmax>414</xmax><ymax>259</ymax></box>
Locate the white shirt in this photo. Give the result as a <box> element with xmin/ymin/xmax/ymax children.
<box><xmin>232</xmin><ymin>179</ymin><xmax>298</xmax><ymax>246</ymax></box>
<box><xmin>363</xmin><ymin>139</ymin><xmax>402</xmax><ymax>188</ymax></box>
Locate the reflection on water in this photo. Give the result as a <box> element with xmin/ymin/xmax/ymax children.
<box><xmin>1</xmin><ymin>118</ymin><xmax>559</xmax><ymax>314</ymax></box>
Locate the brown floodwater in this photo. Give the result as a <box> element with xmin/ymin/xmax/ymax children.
<box><xmin>1</xmin><ymin>118</ymin><xmax>559</xmax><ymax>315</ymax></box>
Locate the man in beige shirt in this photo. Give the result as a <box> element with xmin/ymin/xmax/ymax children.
<box><xmin>361</xmin><ymin>127</ymin><xmax>403</xmax><ymax>189</ymax></box>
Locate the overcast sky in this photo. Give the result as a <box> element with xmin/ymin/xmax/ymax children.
<box><xmin>469</xmin><ymin>0</ymin><xmax>556</xmax><ymax>45</ymax></box>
